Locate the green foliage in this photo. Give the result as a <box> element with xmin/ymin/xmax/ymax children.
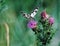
<box><xmin>0</xmin><ymin>0</ymin><xmax>60</xmax><ymax>46</ymax></box>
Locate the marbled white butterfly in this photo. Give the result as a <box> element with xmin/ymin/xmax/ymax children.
<box><xmin>21</xmin><ymin>7</ymin><xmax>39</xmax><ymax>19</ymax></box>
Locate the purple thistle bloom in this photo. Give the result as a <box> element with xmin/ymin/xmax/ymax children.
<box><xmin>41</xmin><ymin>11</ymin><xmax>49</xmax><ymax>19</ymax></box>
<box><xmin>27</xmin><ymin>20</ymin><xmax>37</xmax><ymax>28</ymax></box>
<box><xmin>49</xmin><ymin>17</ymin><xmax>54</xmax><ymax>24</ymax></box>
<box><xmin>41</xmin><ymin>11</ymin><xmax>46</xmax><ymax>18</ymax></box>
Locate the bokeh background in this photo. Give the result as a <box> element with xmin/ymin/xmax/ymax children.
<box><xmin>0</xmin><ymin>0</ymin><xmax>60</xmax><ymax>46</ymax></box>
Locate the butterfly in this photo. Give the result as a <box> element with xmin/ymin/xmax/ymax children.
<box><xmin>21</xmin><ymin>7</ymin><xmax>39</xmax><ymax>19</ymax></box>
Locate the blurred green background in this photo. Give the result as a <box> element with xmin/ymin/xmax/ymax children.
<box><xmin>0</xmin><ymin>0</ymin><xmax>60</xmax><ymax>46</ymax></box>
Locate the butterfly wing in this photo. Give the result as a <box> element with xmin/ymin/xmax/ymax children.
<box><xmin>22</xmin><ymin>12</ymin><xmax>30</xmax><ymax>19</ymax></box>
<box><xmin>30</xmin><ymin>7</ymin><xmax>39</xmax><ymax>18</ymax></box>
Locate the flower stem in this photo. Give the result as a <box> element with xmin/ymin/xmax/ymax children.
<box><xmin>4</xmin><ymin>23</ymin><xmax>9</xmax><ymax>46</ymax></box>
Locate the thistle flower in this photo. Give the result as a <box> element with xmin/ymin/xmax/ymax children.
<box><xmin>27</xmin><ymin>20</ymin><xmax>37</xmax><ymax>28</ymax></box>
<box><xmin>49</xmin><ymin>17</ymin><xmax>54</xmax><ymax>25</ymax></box>
<box><xmin>41</xmin><ymin>11</ymin><xmax>49</xmax><ymax>19</ymax></box>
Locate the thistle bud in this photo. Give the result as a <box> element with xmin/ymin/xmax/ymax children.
<box><xmin>49</xmin><ymin>17</ymin><xmax>54</xmax><ymax>25</ymax></box>
<box><xmin>41</xmin><ymin>11</ymin><xmax>49</xmax><ymax>19</ymax></box>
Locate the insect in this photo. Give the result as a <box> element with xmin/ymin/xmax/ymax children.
<box><xmin>21</xmin><ymin>7</ymin><xmax>39</xmax><ymax>19</ymax></box>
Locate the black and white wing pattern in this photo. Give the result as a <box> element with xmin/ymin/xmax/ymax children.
<box><xmin>22</xmin><ymin>7</ymin><xmax>39</xmax><ymax>19</ymax></box>
<box><xmin>30</xmin><ymin>7</ymin><xmax>39</xmax><ymax>18</ymax></box>
<box><xmin>21</xmin><ymin>12</ymin><xmax>30</xmax><ymax>19</ymax></box>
